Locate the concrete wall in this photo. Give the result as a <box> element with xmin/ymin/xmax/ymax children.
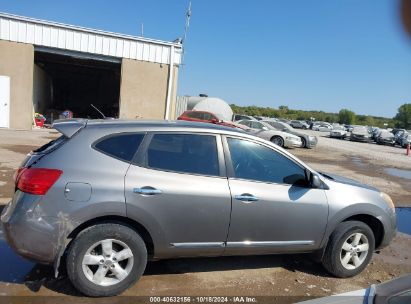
<box><xmin>119</xmin><ymin>59</ymin><xmax>176</xmax><ymax>120</ymax></box>
<box><xmin>33</xmin><ymin>64</ymin><xmax>52</xmax><ymax>114</ymax></box>
<box><xmin>0</xmin><ymin>40</ymin><xmax>34</xmax><ymax>129</ymax></box>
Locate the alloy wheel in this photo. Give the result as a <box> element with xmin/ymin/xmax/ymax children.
<box><xmin>340</xmin><ymin>233</ymin><xmax>369</xmax><ymax>270</ymax></box>
<box><xmin>82</xmin><ymin>238</ymin><xmax>134</xmax><ymax>286</ymax></box>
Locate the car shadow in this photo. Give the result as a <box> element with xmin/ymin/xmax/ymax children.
<box><xmin>5</xmin><ymin>253</ymin><xmax>331</xmax><ymax>296</ymax></box>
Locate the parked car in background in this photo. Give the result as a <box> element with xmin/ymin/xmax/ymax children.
<box><xmin>263</xmin><ymin>120</ymin><xmax>317</xmax><ymax>148</ymax></box>
<box><xmin>178</xmin><ymin>110</ymin><xmax>238</xmax><ymax>129</ymax></box>
<box><xmin>371</xmin><ymin>127</ymin><xmax>381</xmax><ymax>141</ymax></box>
<box><xmin>398</xmin><ymin>132</ymin><xmax>411</xmax><ymax>148</ymax></box>
<box><xmin>330</xmin><ymin>125</ymin><xmax>347</xmax><ymax>139</ymax></box>
<box><xmin>375</xmin><ymin>130</ymin><xmax>395</xmax><ymax>146</ymax></box>
<box><xmin>350</xmin><ymin>126</ymin><xmax>372</xmax><ymax>142</ymax></box>
<box><xmin>344</xmin><ymin>125</ymin><xmax>354</xmax><ymax>132</ymax></box>
<box><xmin>290</xmin><ymin>120</ymin><xmax>309</xmax><ymax>129</ymax></box>
<box><xmin>1</xmin><ymin>119</ymin><xmax>397</xmax><ymax>297</ymax></box>
<box><xmin>237</xmin><ymin>120</ymin><xmax>302</xmax><ymax>148</ymax></box>
<box><xmin>232</xmin><ymin>114</ymin><xmax>257</xmax><ymax>122</ymax></box>
<box><xmin>395</xmin><ymin>129</ymin><xmax>410</xmax><ymax>146</ymax></box>
<box><xmin>392</xmin><ymin>128</ymin><xmax>406</xmax><ymax>136</ymax></box>
<box><xmin>313</xmin><ymin>123</ymin><xmax>333</xmax><ymax>132</ymax></box>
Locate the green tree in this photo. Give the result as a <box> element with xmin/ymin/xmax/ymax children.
<box><xmin>338</xmin><ymin>109</ymin><xmax>356</xmax><ymax>124</ymax></box>
<box><xmin>394</xmin><ymin>103</ymin><xmax>411</xmax><ymax>129</ymax></box>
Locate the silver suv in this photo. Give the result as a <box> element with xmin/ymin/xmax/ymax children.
<box><xmin>1</xmin><ymin>119</ymin><xmax>396</xmax><ymax>297</ymax></box>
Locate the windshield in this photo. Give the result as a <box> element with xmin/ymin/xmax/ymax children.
<box><xmin>353</xmin><ymin>126</ymin><xmax>368</xmax><ymax>133</ymax></box>
<box><xmin>333</xmin><ymin>126</ymin><xmax>345</xmax><ymax>130</ymax></box>
<box><xmin>261</xmin><ymin>121</ymin><xmax>276</xmax><ymax>130</ymax></box>
<box><xmin>380</xmin><ymin>130</ymin><xmax>394</xmax><ymax>138</ymax></box>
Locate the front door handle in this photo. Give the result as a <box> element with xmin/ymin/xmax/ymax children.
<box><xmin>234</xmin><ymin>194</ymin><xmax>259</xmax><ymax>202</ymax></box>
<box><xmin>133</xmin><ymin>187</ymin><xmax>162</xmax><ymax>195</ymax></box>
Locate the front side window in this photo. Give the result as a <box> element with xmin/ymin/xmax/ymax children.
<box><xmin>203</xmin><ymin>113</ymin><xmax>213</xmax><ymax>121</ymax></box>
<box><xmin>94</xmin><ymin>133</ymin><xmax>145</xmax><ymax>162</ymax></box>
<box><xmin>146</xmin><ymin>134</ymin><xmax>219</xmax><ymax>176</ymax></box>
<box><xmin>227</xmin><ymin>138</ymin><xmax>307</xmax><ymax>185</ymax></box>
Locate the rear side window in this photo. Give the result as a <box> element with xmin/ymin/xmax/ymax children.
<box><xmin>187</xmin><ymin>112</ymin><xmax>204</xmax><ymax>120</ymax></box>
<box><xmin>146</xmin><ymin>133</ymin><xmax>219</xmax><ymax>176</ymax></box>
<box><xmin>94</xmin><ymin>133</ymin><xmax>145</xmax><ymax>162</ymax></box>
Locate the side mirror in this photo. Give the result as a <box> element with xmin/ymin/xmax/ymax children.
<box><xmin>310</xmin><ymin>174</ymin><xmax>322</xmax><ymax>188</ymax></box>
<box><xmin>211</xmin><ymin>118</ymin><xmax>218</xmax><ymax>123</ymax></box>
<box><xmin>262</xmin><ymin>126</ymin><xmax>269</xmax><ymax>131</ymax></box>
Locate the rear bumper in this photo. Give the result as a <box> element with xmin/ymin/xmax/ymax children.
<box><xmin>1</xmin><ymin>191</ymin><xmax>61</xmax><ymax>265</ymax></box>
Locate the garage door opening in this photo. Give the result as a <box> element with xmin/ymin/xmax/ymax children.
<box><xmin>33</xmin><ymin>50</ymin><xmax>121</xmax><ymax>122</ymax></box>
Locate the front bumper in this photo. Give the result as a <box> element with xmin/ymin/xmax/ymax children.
<box><xmin>285</xmin><ymin>138</ymin><xmax>303</xmax><ymax>148</ymax></box>
<box><xmin>350</xmin><ymin>135</ymin><xmax>371</xmax><ymax>142</ymax></box>
<box><xmin>330</xmin><ymin>132</ymin><xmax>346</xmax><ymax>138</ymax></box>
<box><xmin>378</xmin><ymin>209</ymin><xmax>397</xmax><ymax>250</ymax></box>
<box><xmin>1</xmin><ymin>191</ymin><xmax>61</xmax><ymax>265</ymax></box>
<box><xmin>377</xmin><ymin>139</ymin><xmax>395</xmax><ymax>145</ymax></box>
<box><xmin>306</xmin><ymin>137</ymin><xmax>318</xmax><ymax>148</ymax></box>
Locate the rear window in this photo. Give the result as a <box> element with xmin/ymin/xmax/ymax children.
<box><xmin>94</xmin><ymin>133</ymin><xmax>145</xmax><ymax>162</ymax></box>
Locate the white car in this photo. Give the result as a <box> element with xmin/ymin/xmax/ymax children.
<box><xmin>330</xmin><ymin>126</ymin><xmax>347</xmax><ymax>139</ymax></box>
<box><xmin>237</xmin><ymin>120</ymin><xmax>302</xmax><ymax>148</ymax></box>
<box><xmin>313</xmin><ymin>123</ymin><xmax>333</xmax><ymax>132</ymax></box>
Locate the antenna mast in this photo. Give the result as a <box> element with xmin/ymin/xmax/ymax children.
<box><xmin>182</xmin><ymin>1</ymin><xmax>192</xmax><ymax>45</ymax></box>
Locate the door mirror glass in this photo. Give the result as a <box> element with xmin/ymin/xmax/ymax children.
<box><xmin>311</xmin><ymin>174</ymin><xmax>322</xmax><ymax>188</ymax></box>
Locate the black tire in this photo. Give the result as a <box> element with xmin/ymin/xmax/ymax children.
<box><xmin>300</xmin><ymin>137</ymin><xmax>307</xmax><ymax>148</ymax></box>
<box><xmin>322</xmin><ymin>221</ymin><xmax>375</xmax><ymax>278</ymax></box>
<box><xmin>66</xmin><ymin>223</ymin><xmax>147</xmax><ymax>297</ymax></box>
<box><xmin>271</xmin><ymin>136</ymin><xmax>284</xmax><ymax>147</ymax></box>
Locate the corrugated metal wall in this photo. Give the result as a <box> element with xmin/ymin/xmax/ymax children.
<box><xmin>0</xmin><ymin>13</ymin><xmax>182</xmax><ymax>65</ymax></box>
<box><xmin>175</xmin><ymin>96</ymin><xmax>188</xmax><ymax>118</ymax></box>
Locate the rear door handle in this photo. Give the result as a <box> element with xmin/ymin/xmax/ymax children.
<box><xmin>234</xmin><ymin>194</ymin><xmax>259</xmax><ymax>202</ymax></box>
<box><xmin>133</xmin><ymin>187</ymin><xmax>162</xmax><ymax>195</ymax></box>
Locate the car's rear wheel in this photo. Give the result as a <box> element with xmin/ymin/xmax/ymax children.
<box><xmin>66</xmin><ymin>223</ymin><xmax>147</xmax><ymax>297</ymax></box>
<box><xmin>271</xmin><ymin>136</ymin><xmax>284</xmax><ymax>147</ymax></box>
<box><xmin>322</xmin><ymin>221</ymin><xmax>375</xmax><ymax>278</ymax></box>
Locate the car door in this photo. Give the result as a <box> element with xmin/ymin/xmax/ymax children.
<box><xmin>125</xmin><ymin>132</ymin><xmax>232</xmax><ymax>258</ymax></box>
<box><xmin>223</xmin><ymin>136</ymin><xmax>328</xmax><ymax>255</ymax></box>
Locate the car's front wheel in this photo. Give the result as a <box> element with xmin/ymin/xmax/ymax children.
<box><xmin>271</xmin><ymin>136</ymin><xmax>284</xmax><ymax>147</ymax></box>
<box><xmin>322</xmin><ymin>221</ymin><xmax>375</xmax><ymax>278</ymax></box>
<box><xmin>300</xmin><ymin>137</ymin><xmax>307</xmax><ymax>148</ymax></box>
<box><xmin>66</xmin><ymin>223</ymin><xmax>147</xmax><ymax>297</ymax></box>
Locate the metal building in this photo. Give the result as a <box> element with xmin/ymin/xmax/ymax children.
<box><xmin>0</xmin><ymin>12</ymin><xmax>182</xmax><ymax>129</ymax></box>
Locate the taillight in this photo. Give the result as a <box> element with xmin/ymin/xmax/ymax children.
<box><xmin>13</xmin><ymin>167</ymin><xmax>27</xmax><ymax>184</ymax></box>
<box><xmin>17</xmin><ymin>168</ymin><xmax>63</xmax><ymax>195</ymax></box>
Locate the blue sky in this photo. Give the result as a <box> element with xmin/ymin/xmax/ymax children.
<box><xmin>1</xmin><ymin>1</ymin><xmax>410</xmax><ymax>118</ymax></box>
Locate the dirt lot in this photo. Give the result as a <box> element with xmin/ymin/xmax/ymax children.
<box><xmin>0</xmin><ymin>128</ymin><xmax>410</xmax><ymax>302</ymax></box>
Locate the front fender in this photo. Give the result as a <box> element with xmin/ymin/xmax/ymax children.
<box><xmin>319</xmin><ymin>202</ymin><xmax>391</xmax><ymax>249</ymax></box>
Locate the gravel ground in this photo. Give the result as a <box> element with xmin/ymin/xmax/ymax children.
<box><xmin>0</xmin><ymin>127</ymin><xmax>410</xmax><ymax>302</ymax></box>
